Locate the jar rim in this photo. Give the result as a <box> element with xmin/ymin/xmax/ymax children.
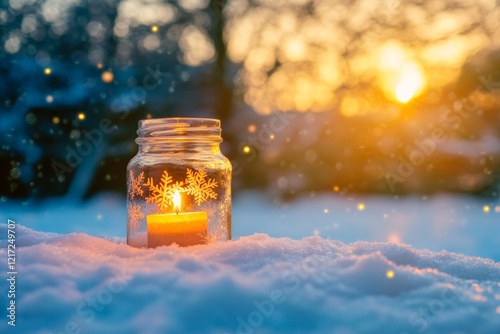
<box><xmin>136</xmin><ymin>117</ymin><xmax>222</xmax><ymax>144</ymax></box>
<box><xmin>139</xmin><ymin>117</ymin><xmax>221</xmax><ymax>128</ymax></box>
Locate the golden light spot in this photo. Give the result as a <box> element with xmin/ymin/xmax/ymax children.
<box><xmin>52</xmin><ymin>117</ymin><xmax>60</xmax><ymax>124</ymax></box>
<box><xmin>248</xmin><ymin>124</ymin><xmax>256</xmax><ymax>133</ymax></box>
<box><xmin>324</xmin><ymin>209</ymin><xmax>329</xmax><ymax>214</ymax></box>
<box><xmin>179</xmin><ymin>25</ymin><xmax>216</xmax><ymax>66</ymax></box>
<box><xmin>283</xmin><ymin>38</ymin><xmax>306</xmax><ymax>61</ymax></box>
<box><xmin>97</xmin><ymin>63</ymin><xmax>103</xmax><ymax>69</ymax></box>
<box><xmin>394</xmin><ymin>63</ymin><xmax>425</xmax><ymax>103</ymax></box>
<box><xmin>340</xmin><ymin>95</ymin><xmax>360</xmax><ymax>117</ymax></box>
<box><xmin>243</xmin><ymin>146</ymin><xmax>251</xmax><ymax>154</ymax></box>
<box><xmin>270</xmin><ymin>134</ymin><xmax>275</xmax><ymax>139</ymax></box>
<box><xmin>386</xmin><ymin>270</ymin><xmax>395</xmax><ymax>279</ymax></box>
<box><xmin>44</xmin><ymin>68</ymin><xmax>51</xmax><ymax>75</ymax></box>
<box><xmin>151</xmin><ymin>25</ymin><xmax>158</xmax><ymax>32</ymax></box>
<box><xmin>77</xmin><ymin>113</ymin><xmax>85</xmax><ymax>121</ymax></box>
<box><xmin>388</xmin><ymin>233</ymin><xmax>400</xmax><ymax>243</ymax></box>
<box><xmin>357</xmin><ymin>203</ymin><xmax>365</xmax><ymax>211</ymax></box>
<box><xmin>333</xmin><ymin>186</ymin><xmax>340</xmax><ymax>192</ymax></box>
<box><xmin>101</xmin><ymin>71</ymin><xmax>114</xmax><ymax>83</ymax></box>
<box><xmin>483</xmin><ymin>205</ymin><xmax>490</xmax><ymax>213</ymax></box>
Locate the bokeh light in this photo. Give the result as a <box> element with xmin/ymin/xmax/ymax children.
<box><xmin>225</xmin><ymin>0</ymin><xmax>500</xmax><ymax>114</ymax></box>
<box><xmin>386</xmin><ymin>270</ymin><xmax>395</xmax><ymax>279</ymax></box>
<box><xmin>101</xmin><ymin>71</ymin><xmax>114</xmax><ymax>83</ymax></box>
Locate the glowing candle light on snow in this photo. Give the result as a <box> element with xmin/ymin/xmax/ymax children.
<box><xmin>147</xmin><ymin>190</ymin><xmax>208</xmax><ymax>247</ymax></box>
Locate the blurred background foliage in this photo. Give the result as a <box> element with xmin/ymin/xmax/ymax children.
<box><xmin>0</xmin><ymin>0</ymin><xmax>499</xmax><ymax>201</ymax></box>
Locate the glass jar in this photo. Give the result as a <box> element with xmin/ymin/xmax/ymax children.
<box><xmin>126</xmin><ymin>118</ymin><xmax>232</xmax><ymax>248</ymax></box>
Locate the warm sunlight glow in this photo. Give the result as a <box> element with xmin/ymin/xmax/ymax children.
<box><xmin>223</xmin><ymin>0</ymin><xmax>496</xmax><ymax>114</ymax></box>
<box><xmin>379</xmin><ymin>42</ymin><xmax>407</xmax><ymax>71</ymax></box>
<box><xmin>483</xmin><ymin>205</ymin><xmax>490</xmax><ymax>213</ymax></box>
<box><xmin>394</xmin><ymin>63</ymin><xmax>425</xmax><ymax>103</ymax></box>
<box><xmin>173</xmin><ymin>190</ymin><xmax>181</xmax><ymax>213</ymax></box>
<box><xmin>357</xmin><ymin>203</ymin><xmax>365</xmax><ymax>211</ymax></box>
<box><xmin>340</xmin><ymin>96</ymin><xmax>360</xmax><ymax>117</ymax></box>
<box><xmin>44</xmin><ymin>67</ymin><xmax>51</xmax><ymax>75</ymax></box>
<box><xmin>77</xmin><ymin>113</ymin><xmax>85</xmax><ymax>120</ymax></box>
<box><xmin>243</xmin><ymin>146</ymin><xmax>251</xmax><ymax>154</ymax></box>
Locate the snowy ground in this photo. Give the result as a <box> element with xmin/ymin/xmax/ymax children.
<box><xmin>2</xmin><ymin>191</ymin><xmax>499</xmax><ymax>260</ymax></box>
<box><xmin>1</xmin><ymin>192</ymin><xmax>499</xmax><ymax>333</ymax></box>
<box><xmin>0</xmin><ymin>224</ymin><xmax>499</xmax><ymax>334</ymax></box>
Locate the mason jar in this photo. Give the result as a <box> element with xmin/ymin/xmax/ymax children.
<box><xmin>126</xmin><ymin>118</ymin><xmax>232</xmax><ymax>248</ymax></box>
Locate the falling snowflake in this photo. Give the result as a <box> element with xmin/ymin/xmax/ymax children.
<box><xmin>128</xmin><ymin>204</ymin><xmax>144</xmax><ymax>231</ymax></box>
<box><xmin>184</xmin><ymin>168</ymin><xmax>218</xmax><ymax>206</ymax></box>
<box><xmin>128</xmin><ymin>170</ymin><xmax>144</xmax><ymax>199</ymax></box>
<box><xmin>144</xmin><ymin>170</ymin><xmax>184</xmax><ymax>212</ymax></box>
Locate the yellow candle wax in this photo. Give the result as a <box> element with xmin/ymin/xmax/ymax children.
<box><xmin>147</xmin><ymin>212</ymin><xmax>208</xmax><ymax>247</ymax></box>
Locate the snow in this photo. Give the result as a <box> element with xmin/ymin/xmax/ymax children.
<box><xmin>1</xmin><ymin>191</ymin><xmax>499</xmax><ymax>332</ymax></box>
<box><xmin>0</xmin><ymin>224</ymin><xmax>499</xmax><ymax>334</ymax></box>
<box><xmin>2</xmin><ymin>191</ymin><xmax>499</xmax><ymax>260</ymax></box>
<box><xmin>233</xmin><ymin>192</ymin><xmax>500</xmax><ymax>261</ymax></box>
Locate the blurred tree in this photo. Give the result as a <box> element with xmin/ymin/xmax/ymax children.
<box><xmin>211</xmin><ymin>0</ymin><xmax>236</xmax><ymax>156</ymax></box>
<box><xmin>1</xmin><ymin>0</ymin><xmax>499</xmax><ymax>201</ymax></box>
<box><xmin>224</xmin><ymin>0</ymin><xmax>500</xmax><ymax>115</ymax></box>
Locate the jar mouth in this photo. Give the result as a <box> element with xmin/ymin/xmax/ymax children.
<box><xmin>136</xmin><ymin>117</ymin><xmax>222</xmax><ymax>144</ymax></box>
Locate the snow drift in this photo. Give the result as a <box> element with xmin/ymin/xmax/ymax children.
<box><xmin>0</xmin><ymin>224</ymin><xmax>499</xmax><ymax>334</ymax></box>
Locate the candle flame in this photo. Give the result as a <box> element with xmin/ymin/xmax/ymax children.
<box><xmin>173</xmin><ymin>190</ymin><xmax>181</xmax><ymax>214</ymax></box>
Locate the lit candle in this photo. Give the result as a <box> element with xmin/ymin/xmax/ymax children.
<box><xmin>147</xmin><ymin>190</ymin><xmax>208</xmax><ymax>247</ymax></box>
